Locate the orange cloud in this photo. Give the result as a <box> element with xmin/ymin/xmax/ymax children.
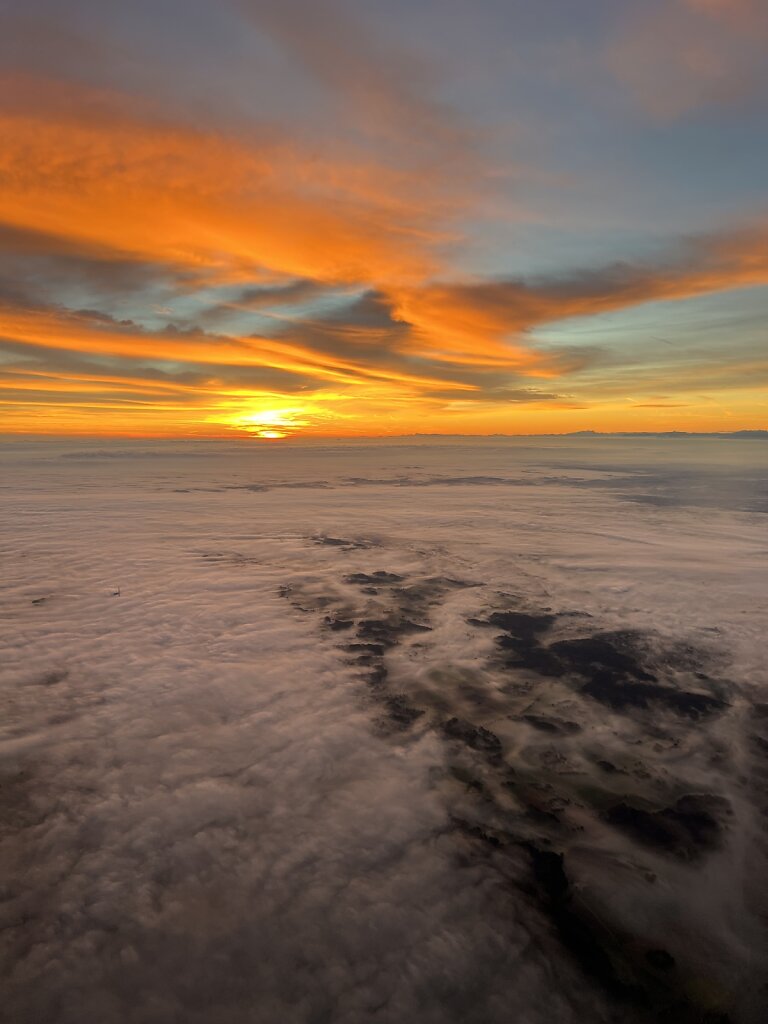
<box><xmin>0</xmin><ymin>299</ymin><xmax>480</xmax><ymax>395</ymax></box>
<box><xmin>0</xmin><ymin>75</ymin><xmax>457</xmax><ymax>288</ymax></box>
<box><xmin>386</xmin><ymin>223</ymin><xmax>768</xmax><ymax>365</ymax></box>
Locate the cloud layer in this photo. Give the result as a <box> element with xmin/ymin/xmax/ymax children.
<box><xmin>1</xmin><ymin>438</ymin><xmax>766</xmax><ymax>1021</ymax></box>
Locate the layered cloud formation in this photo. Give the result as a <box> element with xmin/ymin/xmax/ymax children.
<box><xmin>0</xmin><ymin>0</ymin><xmax>766</xmax><ymax>436</ymax></box>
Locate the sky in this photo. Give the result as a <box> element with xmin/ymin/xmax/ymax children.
<box><xmin>0</xmin><ymin>0</ymin><xmax>767</xmax><ymax>438</ymax></box>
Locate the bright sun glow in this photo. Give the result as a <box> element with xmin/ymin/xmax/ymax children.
<box><xmin>241</xmin><ymin>410</ymin><xmax>300</xmax><ymax>427</ymax></box>
<box><xmin>223</xmin><ymin>406</ymin><xmax>313</xmax><ymax>438</ymax></box>
<box><xmin>208</xmin><ymin>399</ymin><xmax>350</xmax><ymax>438</ymax></box>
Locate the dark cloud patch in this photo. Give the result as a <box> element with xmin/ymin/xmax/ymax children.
<box><xmin>267</xmin><ymin>289</ymin><xmax>409</xmax><ymax>363</ymax></box>
<box><xmin>0</xmin><ymin>343</ymin><xmax>321</xmax><ymax>404</ymax></box>
<box><xmin>322</xmin><ymin>289</ymin><xmax>403</xmax><ymax>330</ymax></box>
<box><xmin>421</xmin><ymin>229</ymin><xmax>768</xmax><ymax>328</ymax></box>
<box><xmin>0</xmin><ymin>222</ymin><xmax>192</xmax><ymax>300</ymax></box>
<box><xmin>602</xmin><ymin>795</ymin><xmax>732</xmax><ymax>862</ymax></box>
<box><xmin>278</xmin><ymin>546</ymin><xmax>759</xmax><ymax>1022</ymax></box>
<box><xmin>198</xmin><ymin>279</ymin><xmax>329</xmax><ymax>326</ymax></box>
<box><xmin>258</xmin><ymin>290</ymin><xmax>595</xmax><ymax>402</ymax></box>
<box><xmin>0</xmin><ymin>296</ymin><xmax>324</xmax><ymax>388</ymax></box>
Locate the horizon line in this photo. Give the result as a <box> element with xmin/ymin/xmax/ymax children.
<box><xmin>2</xmin><ymin>429</ymin><xmax>766</xmax><ymax>443</ymax></box>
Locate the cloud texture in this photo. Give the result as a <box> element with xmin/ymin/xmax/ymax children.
<box><xmin>1</xmin><ymin>438</ymin><xmax>766</xmax><ymax>1021</ymax></box>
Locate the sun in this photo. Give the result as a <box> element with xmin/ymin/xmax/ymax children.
<box><xmin>228</xmin><ymin>406</ymin><xmax>309</xmax><ymax>438</ymax></box>
<box><xmin>208</xmin><ymin>395</ymin><xmax>348</xmax><ymax>438</ymax></box>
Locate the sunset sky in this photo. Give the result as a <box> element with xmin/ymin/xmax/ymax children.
<box><xmin>1</xmin><ymin>0</ymin><xmax>767</xmax><ymax>438</ymax></box>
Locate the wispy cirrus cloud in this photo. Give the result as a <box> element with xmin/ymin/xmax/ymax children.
<box><xmin>236</xmin><ymin>0</ymin><xmax>472</xmax><ymax>153</ymax></box>
<box><xmin>0</xmin><ymin>75</ymin><xmax>457</xmax><ymax>289</ymax></box>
